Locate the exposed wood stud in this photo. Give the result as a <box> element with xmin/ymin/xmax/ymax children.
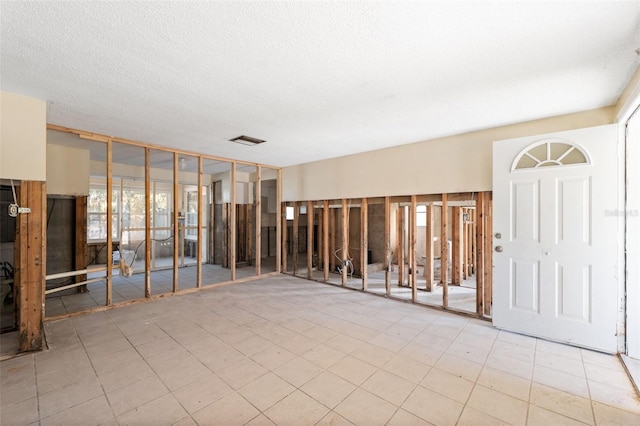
<box><xmin>452</xmin><ymin>206</ymin><xmax>462</xmax><ymax>285</ymax></box>
<box><xmin>330</xmin><ymin>207</ymin><xmax>336</xmax><ymax>274</ymax></box>
<box><xmin>75</xmin><ymin>196</ymin><xmax>88</xmax><ymax>293</ymax></box>
<box><xmin>230</xmin><ymin>163</ymin><xmax>236</xmax><ymax>281</ymax></box>
<box><xmin>197</xmin><ymin>156</ymin><xmax>203</xmax><ymax>288</ymax></box>
<box><xmin>16</xmin><ymin>181</ymin><xmax>46</xmax><ymax>351</ymax></box>
<box><xmin>281</xmin><ymin>202</ymin><xmax>287</xmax><ymax>272</ymax></box>
<box><xmin>276</xmin><ymin>169</ymin><xmax>282</xmax><ymax>273</ymax></box>
<box><xmin>425</xmin><ymin>204</ymin><xmax>434</xmax><ymax>292</ymax></box>
<box><xmin>484</xmin><ymin>193</ymin><xmax>493</xmax><ymax>316</ymax></box>
<box><xmin>341</xmin><ymin>199</ymin><xmax>348</xmax><ymax>286</ymax></box>
<box><xmin>106</xmin><ymin>140</ymin><xmax>113</xmax><ymax>306</ymax></box>
<box><xmin>397</xmin><ymin>206</ymin><xmax>405</xmax><ymax>286</ymax></box>
<box><xmin>410</xmin><ymin>195</ymin><xmax>417</xmax><ymax>302</ymax></box>
<box><xmin>441</xmin><ymin>193</ymin><xmax>449</xmax><ymax>308</ymax></box>
<box><xmin>173</xmin><ymin>152</ymin><xmax>179</xmax><ymax>292</ymax></box>
<box><xmin>256</xmin><ymin>166</ymin><xmax>262</xmax><ymax>276</ymax></box>
<box><xmin>144</xmin><ymin>147</ymin><xmax>151</xmax><ymax>298</ymax></box>
<box><xmin>384</xmin><ymin>196</ymin><xmax>391</xmax><ymax>296</ymax></box>
<box><xmin>307</xmin><ymin>200</ymin><xmax>314</xmax><ymax>279</ymax></box>
<box><xmin>323</xmin><ymin>200</ymin><xmax>330</xmax><ymax>282</ymax></box>
<box><xmin>476</xmin><ymin>192</ymin><xmax>485</xmax><ymax>315</ymax></box>
<box><xmin>293</xmin><ymin>201</ymin><xmax>299</xmax><ymax>275</ymax></box>
<box><xmin>318</xmin><ymin>203</ymin><xmax>323</xmax><ymax>269</ymax></box>
<box><xmin>361</xmin><ymin>197</ymin><xmax>368</xmax><ymax>291</ymax></box>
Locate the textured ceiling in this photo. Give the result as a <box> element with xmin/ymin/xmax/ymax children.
<box><xmin>2</xmin><ymin>1</ymin><xmax>639</xmax><ymax>167</ymax></box>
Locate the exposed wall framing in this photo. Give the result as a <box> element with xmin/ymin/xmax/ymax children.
<box><xmin>282</xmin><ymin>191</ymin><xmax>492</xmax><ymax>319</ymax></box>
<box><xmin>34</xmin><ymin>124</ymin><xmax>281</xmax><ymax>328</ymax></box>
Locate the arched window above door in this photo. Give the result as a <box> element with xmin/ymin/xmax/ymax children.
<box><xmin>512</xmin><ymin>140</ymin><xmax>589</xmax><ymax>171</ymax></box>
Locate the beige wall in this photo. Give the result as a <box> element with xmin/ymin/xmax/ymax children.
<box><xmin>47</xmin><ymin>144</ymin><xmax>90</xmax><ymax>196</ymax></box>
<box><xmin>282</xmin><ymin>107</ymin><xmax>615</xmax><ymax>201</ymax></box>
<box><xmin>0</xmin><ymin>91</ymin><xmax>47</xmax><ymax>181</ymax></box>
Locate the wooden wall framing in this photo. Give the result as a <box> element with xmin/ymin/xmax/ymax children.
<box><xmin>281</xmin><ymin>191</ymin><xmax>493</xmax><ymax>320</ymax></box>
<box><xmin>15</xmin><ymin>181</ymin><xmax>46</xmax><ymax>351</ymax></box>
<box><xmin>37</xmin><ymin>124</ymin><xmax>282</xmax><ymax>326</ymax></box>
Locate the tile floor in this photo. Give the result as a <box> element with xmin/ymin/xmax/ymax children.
<box><xmin>1</xmin><ymin>275</ymin><xmax>639</xmax><ymax>426</ymax></box>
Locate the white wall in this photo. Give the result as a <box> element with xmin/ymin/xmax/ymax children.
<box><xmin>282</xmin><ymin>107</ymin><xmax>615</xmax><ymax>201</ymax></box>
<box><xmin>47</xmin><ymin>144</ymin><xmax>90</xmax><ymax>196</ymax></box>
<box><xmin>0</xmin><ymin>91</ymin><xmax>46</xmax><ymax>181</ymax></box>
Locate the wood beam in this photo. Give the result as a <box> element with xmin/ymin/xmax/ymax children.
<box><xmin>276</xmin><ymin>169</ymin><xmax>282</xmax><ymax>273</ymax></box>
<box><xmin>341</xmin><ymin>199</ymin><xmax>348</xmax><ymax>286</ymax></box>
<box><xmin>397</xmin><ymin>206</ymin><xmax>405</xmax><ymax>286</ymax></box>
<box><xmin>281</xmin><ymin>202</ymin><xmax>287</xmax><ymax>273</ymax></box>
<box><xmin>484</xmin><ymin>193</ymin><xmax>493</xmax><ymax>316</ymax></box>
<box><xmin>476</xmin><ymin>192</ymin><xmax>485</xmax><ymax>315</ymax></box>
<box><xmin>256</xmin><ymin>166</ymin><xmax>262</xmax><ymax>276</ymax></box>
<box><xmin>144</xmin><ymin>148</ymin><xmax>151</xmax><ymax>298</ymax></box>
<box><xmin>384</xmin><ymin>196</ymin><xmax>391</xmax><ymax>296</ymax></box>
<box><xmin>106</xmin><ymin>140</ymin><xmax>113</xmax><ymax>306</ymax></box>
<box><xmin>307</xmin><ymin>200</ymin><xmax>314</xmax><ymax>279</ymax></box>
<box><xmin>323</xmin><ymin>200</ymin><xmax>330</xmax><ymax>282</ymax></box>
<box><xmin>452</xmin><ymin>206</ymin><xmax>462</xmax><ymax>285</ymax></box>
<box><xmin>230</xmin><ymin>163</ymin><xmax>236</xmax><ymax>281</ymax></box>
<box><xmin>173</xmin><ymin>152</ymin><xmax>179</xmax><ymax>292</ymax></box>
<box><xmin>197</xmin><ymin>156</ymin><xmax>203</xmax><ymax>288</ymax></box>
<box><xmin>75</xmin><ymin>196</ymin><xmax>88</xmax><ymax>293</ymax></box>
<box><xmin>361</xmin><ymin>198</ymin><xmax>368</xmax><ymax>291</ymax></box>
<box><xmin>425</xmin><ymin>205</ymin><xmax>434</xmax><ymax>292</ymax></box>
<box><xmin>330</xmin><ymin>207</ymin><xmax>336</xmax><ymax>274</ymax></box>
<box><xmin>410</xmin><ymin>195</ymin><xmax>417</xmax><ymax>302</ymax></box>
<box><xmin>16</xmin><ymin>181</ymin><xmax>46</xmax><ymax>351</ymax></box>
<box><xmin>441</xmin><ymin>193</ymin><xmax>448</xmax><ymax>308</ymax></box>
<box><xmin>293</xmin><ymin>201</ymin><xmax>299</xmax><ymax>275</ymax></box>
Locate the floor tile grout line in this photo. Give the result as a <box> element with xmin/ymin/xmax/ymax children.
<box><xmin>524</xmin><ymin>335</ymin><xmax>538</xmax><ymax>426</ymax></box>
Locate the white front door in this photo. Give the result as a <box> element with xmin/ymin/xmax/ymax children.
<box><xmin>493</xmin><ymin>124</ymin><xmax>620</xmax><ymax>353</ymax></box>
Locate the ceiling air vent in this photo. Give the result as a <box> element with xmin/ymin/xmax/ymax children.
<box><xmin>229</xmin><ymin>135</ymin><xmax>266</xmax><ymax>146</ymax></box>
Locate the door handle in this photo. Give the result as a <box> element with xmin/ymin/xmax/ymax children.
<box><xmin>495</xmin><ymin>246</ymin><xmax>503</xmax><ymax>253</ymax></box>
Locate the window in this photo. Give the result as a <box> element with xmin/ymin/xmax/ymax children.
<box><xmin>416</xmin><ymin>205</ymin><xmax>427</xmax><ymax>227</ymax></box>
<box><xmin>513</xmin><ymin>140</ymin><xmax>589</xmax><ymax>170</ymax></box>
<box><xmin>87</xmin><ymin>179</ymin><xmax>119</xmax><ymax>241</ymax></box>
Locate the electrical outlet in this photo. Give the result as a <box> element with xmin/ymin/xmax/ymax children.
<box><xmin>18</xmin><ymin>207</ymin><xmax>31</xmax><ymax>214</ymax></box>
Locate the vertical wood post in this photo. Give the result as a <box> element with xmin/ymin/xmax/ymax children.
<box><xmin>452</xmin><ymin>206</ymin><xmax>462</xmax><ymax>285</ymax></box>
<box><xmin>281</xmin><ymin>202</ymin><xmax>287</xmax><ymax>272</ymax></box>
<box><xmin>307</xmin><ymin>201</ymin><xmax>314</xmax><ymax>279</ymax></box>
<box><xmin>276</xmin><ymin>169</ymin><xmax>282</xmax><ymax>273</ymax></box>
<box><xmin>410</xmin><ymin>195</ymin><xmax>417</xmax><ymax>302</ymax></box>
<box><xmin>144</xmin><ymin>148</ymin><xmax>151</xmax><ymax>297</ymax></box>
<box><xmin>173</xmin><ymin>153</ymin><xmax>179</xmax><ymax>292</ymax></box>
<box><xmin>476</xmin><ymin>192</ymin><xmax>485</xmax><ymax>315</ymax></box>
<box><xmin>397</xmin><ymin>206</ymin><xmax>405</xmax><ymax>286</ymax></box>
<box><xmin>230</xmin><ymin>163</ymin><xmax>236</xmax><ymax>281</ymax></box>
<box><xmin>361</xmin><ymin>198</ymin><xmax>368</xmax><ymax>291</ymax></box>
<box><xmin>323</xmin><ymin>200</ymin><xmax>329</xmax><ymax>282</ymax></box>
<box><xmin>16</xmin><ymin>181</ymin><xmax>46</xmax><ymax>351</ymax></box>
<box><xmin>484</xmin><ymin>193</ymin><xmax>493</xmax><ymax>316</ymax></box>
<box><xmin>330</xmin><ymin>207</ymin><xmax>336</xmax><ymax>273</ymax></box>
<box><xmin>341</xmin><ymin>199</ymin><xmax>348</xmax><ymax>286</ymax></box>
<box><xmin>197</xmin><ymin>157</ymin><xmax>203</xmax><ymax>288</ymax></box>
<box><xmin>425</xmin><ymin>204</ymin><xmax>434</xmax><ymax>292</ymax></box>
<box><xmin>292</xmin><ymin>201</ymin><xmax>299</xmax><ymax>275</ymax></box>
<box><xmin>384</xmin><ymin>196</ymin><xmax>391</xmax><ymax>296</ymax></box>
<box><xmin>441</xmin><ymin>194</ymin><xmax>449</xmax><ymax>308</ymax></box>
<box><xmin>75</xmin><ymin>196</ymin><xmax>88</xmax><ymax>292</ymax></box>
<box><xmin>256</xmin><ymin>166</ymin><xmax>262</xmax><ymax>276</ymax></box>
<box><xmin>106</xmin><ymin>140</ymin><xmax>113</xmax><ymax>306</ymax></box>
